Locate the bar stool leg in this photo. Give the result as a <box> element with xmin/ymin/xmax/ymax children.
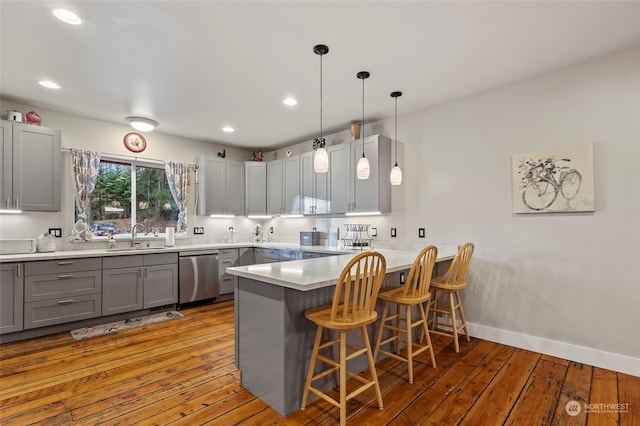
<box><xmin>361</xmin><ymin>326</ymin><xmax>383</xmax><ymax>410</ymax></box>
<box><xmin>405</xmin><ymin>304</ymin><xmax>414</xmax><ymax>383</ymax></box>
<box><xmin>418</xmin><ymin>302</ymin><xmax>436</xmax><ymax>368</ymax></box>
<box><xmin>339</xmin><ymin>332</ymin><xmax>347</xmax><ymax>426</ymax></box>
<box><xmin>449</xmin><ymin>292</ymin><xmax>460</xmax><ymax>353</ymax></box>
<box><xmin>455</xmin><ymin>290</ymin><xmax>471</xmax><ymax>343</ymax></box>
<box><xmin>373</xmin><ymin>301</ymin><xmax>390</xmax><ymax>362</ymax></box>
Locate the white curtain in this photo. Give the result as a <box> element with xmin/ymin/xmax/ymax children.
<box><xmin>164</xmin><ymin>161</ymin><xmax>191</xmax><ymax>232</ymax></box>
<box><xmin>69</xmin><ymin>149</ymin><xmax>101</xmax><ymax>240</ymax></box>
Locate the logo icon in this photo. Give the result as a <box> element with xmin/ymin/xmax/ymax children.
<box><xmin>566</xmin><ymin>400</ymin><xmax>581</xmax><ymax>416</ymax></box>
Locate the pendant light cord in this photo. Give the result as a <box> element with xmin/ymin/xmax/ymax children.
<box><xmin>361</xmin><ymin>75</ymin><xmax>365</xmax><ymax>158</ymax></box>
<box><xmin>394</xmin><ymin>95</ymin><xmax>398</xmax><ymax>166</ymax></box>
<box><xmin>320</xmin><ymin>52</ymin><xmax>323</xmax><ymax>142</ymax></box>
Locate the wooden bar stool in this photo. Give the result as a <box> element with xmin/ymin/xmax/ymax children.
<box><xmin>373</xmin><ymin>245</ymin><xmax>438</xmax><ymax>383</ymax></box>
<box><xmin>428</xmin><ymin>242</ymin><xmax>474</xmax><ymax>353</ymax></box>
<box><xmin>300</xmin><ymin>251</ymin><xmax>387</xmax><ymax>426</ymax></box>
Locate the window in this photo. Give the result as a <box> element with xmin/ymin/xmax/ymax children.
<box><xmin>84</xmin><ymin>159</ymin><xmax>178</xmax><ymax>237</ymax></box>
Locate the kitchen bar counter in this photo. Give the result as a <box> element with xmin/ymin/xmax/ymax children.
<box><xmin>226</xmin><ymin>247</ymin><xmax>456</xmax><ymax>416</ymax></box>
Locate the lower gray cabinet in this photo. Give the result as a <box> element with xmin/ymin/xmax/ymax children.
<box><xmin>1</xmin><ymin>263</ymin><xmax>23</xmax><ymax>334</ymax></box>
<box><xmin>218</xmin><ymin>248</ymin><xmax>239</xmax><ymax>296</ymax></box>
<box><xmin>103</xmin><ymin>253</ymin><xmax>178</xmax><ymax>312</ymax></box>
<box><xmin>23</xmin><ymin>258</ymin><xmax>102</xmax><ymax>329</ymax></box>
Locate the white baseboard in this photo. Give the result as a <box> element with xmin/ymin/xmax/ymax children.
<box><xmin>467</xmin><ymin>322</ymin><xmax>640</xmax><ymax>378</ymax></box>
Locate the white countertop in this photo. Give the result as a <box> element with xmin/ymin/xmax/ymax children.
<box><xmin>0</xmin><ymin>242</ymin><xmax>350</xmax><ymax>262</ymax></box>
<box><xmin>226</xmin><ymin>248</ymin><xmax>456</xmax><ymax>291</ymax></box>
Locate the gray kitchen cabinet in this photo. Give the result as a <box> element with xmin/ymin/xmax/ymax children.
<box><xmin>300</xmin><ymin>152</ymin><xmax>328</xmax><ymax>215</ymax></box>
<box><xmin>102</xmin><ymin>253</ymin><xmax>177</xmax><ymax>313</ymax></box>
<box><xmin>351</xmin><ymin>134</ymin><xmax>392</xmax><ymax>213</ymax></box>
<box><xmin>197</xmin><ymin>156</ymin><xmax>245</xmax><ymax>216</ymax></box>
<box><xmin>254</xmin><ymin>247</ymin><xmax>281</xmax><ymax>264</ymax></box>
<box><xmin>0</xmin><ymin>120</ymin><xmax>61</xmax><ymax>211</ymax></box>
<box><xmin>245</xmin><ymin>161</ymin><xmax>267</xmax><ymax>216</ymax></box>
<box><xmin>327</xmin><ymin>134</ymin><xmax>391</xmax><ymax>214</ymax></box>
<box><xmin>0</xmin><ymin>263</ymin><xmax>23</xmax><ymax>334</ymax></box>
<box><xmin>23</xmin><ymin>258</ymin><xmax>102</xmax><ymax>329</ymax></box>
<box><xmin>327</xmin><ymin>143</ymin><xmax>352</xmax><ymax>213</ymax></box>
<box><xmin>218</xmin><ymin>248</ymin><xmax>239</xmax><ymax>297</ymax></box>
<box><xmin>267</xmin><ymin>159</ymin><xmax>283</xmax><ymax>215</ymax></box>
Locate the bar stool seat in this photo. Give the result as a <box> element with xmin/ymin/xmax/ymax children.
<box><xmin>373</xmin><ymin>245</ymin><xmax>438</xmax><ymax>383</ymax></box>
<box><xmin>428</xmin><ymin>242</ymin><xmax>474</xmax><ymax>353</ymax></box>
<box><xmin>301</xmin><ymin>251</ymin><xmax>387</xmax><ymax>426</ymax></box>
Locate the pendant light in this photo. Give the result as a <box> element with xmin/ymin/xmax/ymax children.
<box><xmin>356</xmin><ymin>71</ymin><xmax>370</xmax><ymax>179</ymax></box>
<box><xmin>312</xmin><ymin>44</ymin><xmax>329</xmax><ymax>173</ymax></box>
<box><xmin>389</xmin><ymin>91</ymin><xmax>403</xmax><ymax>185</ymax></box>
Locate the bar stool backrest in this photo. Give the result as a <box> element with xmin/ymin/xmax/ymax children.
<box><xmin>402</xmin><ymin>245</ymin><xmax>438</xmax><ymax>298</ymax></box>
<box><xmin>441</xmin><ymin>242</ymin><xmax>474</xmax><ymax>287</ymax></box>
<box><xmin>331</xmin><ymin>251</ymin><xmax>387</xmax><ymax>322</ymax></box>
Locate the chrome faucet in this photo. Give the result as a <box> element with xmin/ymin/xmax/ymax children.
<box><xmin>130</xmin><ymin>223</ymin><xmax>143</xmax><ymax>248</ymax></box>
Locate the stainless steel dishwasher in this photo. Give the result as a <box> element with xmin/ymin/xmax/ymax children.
<box><xmin>178</xmin><ymin>249</ymin><xmax>219</xmax><ymax>307</ymax></box>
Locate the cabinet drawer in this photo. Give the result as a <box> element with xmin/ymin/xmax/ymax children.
<box><xmin>218</xmin><ymin>248</ymin><xmax>239</xmax><ymax>261</ymax></box>
<box><xmin>280</xmin><ymin>249</ymin><xmax>300</xmax><ymax>260</ymax></box>
<box><xmin>24</xmin><ymin>294</ymin><xmax>102</xmax><ymax>329</ymax></box>
<box><xmin>255</xmin><ymin>248</ymin><xmax>280</xmax><ymax>257</ymax></box>
<box><xmin>103</xmin><ymin>255</ymin><xmax>143</xmax><ymax>269</ymax></box>
<box><xmin>218</xmin><ymin>258</ymin><xmax>237</xmax><ymax>276</ymax></box>
<box><xmin>25</xmin><ymin>271</ymin><xmax>102</xmax><ymax>302</ymax></box>
<box><xmin>25</xmin><ymin>258</ymin><xmax>102</xmax><ymax>275</ymax></box>
<box><xmin>219</xmin><ymin>274</ymin><xmax>237</xmax><ymax>294</ymax></box>
<box><xmin>144</xmin><ymin>253</ymin><xmax>178</xmax><ymax>266</ymax></box>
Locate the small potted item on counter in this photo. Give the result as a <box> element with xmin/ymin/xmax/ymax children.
<box><xmin>36</xmin><ymin>233</ymin><xmax>56</xmax><ymax>252</ymax></box>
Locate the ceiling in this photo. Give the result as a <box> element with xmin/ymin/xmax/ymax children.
<box><xmin>2</xmin><ymin>1</ymin><xmax>640</xmax><ymax>150</ymax></box>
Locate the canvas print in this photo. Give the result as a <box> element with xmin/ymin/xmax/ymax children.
<box><xmin>512</xmin><ymin>144</ymin><xmax>594</xmax><ymax>213</ymax></box>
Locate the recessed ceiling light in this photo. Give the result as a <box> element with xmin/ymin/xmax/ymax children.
<box><xmin>38</xmin><ymin>80</ymin><xmax>60</xmax><ymax>89</ymax></box>
<box><xmin>222</xmin><ymin>126</ymin><xmax>235</xmax><ymax>133</ymax></box>
<box><xmin>53</xmin><ymin>9</ymin><xmax>82</xmax><ymax>25</ymax></box>
<box><xmin>283</xmin><ymin>97</ymin><xmax>298</xmax><ymax>106</ymax></box>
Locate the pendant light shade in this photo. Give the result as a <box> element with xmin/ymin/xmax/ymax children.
<box><xmin>313</xmin><ymin>44</ymin><xmax>329</xmax><ymax>173</ymax></box>
<box><xmin>356</xmin><ymin>71</ymin><xmax>370</xmax><ymax>180</ymax></box>
<box><xmin>390</xmin><ymin>91</ymin><xmax>403</xmax><ymax>185</ymax></box>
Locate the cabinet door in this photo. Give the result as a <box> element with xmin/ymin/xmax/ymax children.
<box><xmin>143</xmin><ymin>264</ymin><xmax>178</xmax><ymax>308</ymax></box>
<box><xmin>12</xmin><ymin>123</ymin><xmax>61</xmax><ymax>211</ymax></box>
<box><xmin>226</xmin><ymin>160</ymin><xmax>245</xmax><ymax>215</ymax></box>
<box><xmin>245</xmin><ymin>162</ymin><xmax>267</xmax><ymax>215</ymax></box>
<box><xmin>197</xmin><ymin>156</ymin><xmax>225</xmax><ymax>215</ymax></box>
<box><xmin>0</xmin><ymin>121</ymin><xmax>12</xmax><ymax>209</ymax></box>
<box><xmin>267</xmin><ymin>159</ymin><xmax>283</xmax><ymax>215</ymax></box>
<box><xmin>300</xmin><ymin>152</ymin><xmax>314</xmax><ymax>214</ymax></box>
<box><xmin>283</xmin><ymin>156</ymin><xmax>300</xmax><ymax>214</ymax></box>
<box><xmin>327</xmin><ymin>143</ymin><xmax>351</xmax><ymax>213</ymax></box>
<box><xmin>352</xmin><ymin>138</ymin><xmax>379</xmax><ymax>212</ymax></box>
<box><xmin>102</xmin><ymin>267</ymin><xmax>144</xmax><ymax>315</ymax></box>
<box><xmin>0</xmin><ymin>263</ymin><xmax>23</xmax><ymax>334</ymax></box>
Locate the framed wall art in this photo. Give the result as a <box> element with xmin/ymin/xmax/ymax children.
<box><xmin>512</xmin><ymin>144</ymin><xmax>594</xmax><ymax>214</ymax></box>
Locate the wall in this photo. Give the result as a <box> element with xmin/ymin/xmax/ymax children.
<box><xmin>2</xmin><ymin>45</ymin><xmax>638</xmax><ymax>373</ymax></box>
<box><xmin>0</xmin><ymin>100</ymin><xmax>258</xmax><ymax>244</ymax></box>
<box><xmin>266</xmin><ymin>46</ymin><xmax>640</xmax><ymax>372</ymax></box>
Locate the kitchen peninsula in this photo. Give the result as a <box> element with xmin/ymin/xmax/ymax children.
<box><xmin>226</xmin><ymin>247</ymin><xmax>456</xmax><ymax>416</ymax></box>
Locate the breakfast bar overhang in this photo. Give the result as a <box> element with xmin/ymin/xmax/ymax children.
<box><xmin>226</xmin><ymin>248</ymin><xmax>456</xmax><ymax>416</ymax></box>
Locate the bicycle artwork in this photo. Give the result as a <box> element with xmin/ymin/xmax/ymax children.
<box><xmin>512</xmin><ymin>144</ymin><xmax>594</xmax><ymax>213</ymax></box>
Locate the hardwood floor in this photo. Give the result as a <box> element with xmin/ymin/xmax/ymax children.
<box><xmin>1</xmin><ymin>302</ymin><xmax>638</xmax><ymax>425</ymax></box>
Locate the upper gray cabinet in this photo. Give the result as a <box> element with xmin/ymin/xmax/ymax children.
<box><xmin>328</xmin><ymin>134</ymin><xmax>392</xmax><ymax>214</ymax></box>
<box><xmin>197</xmin><ymin>156</ymin><xmax>245</xmax><ymax>216</ymax></box>
<box><xmin>0</xmin><ymin>120</ymin><xmax>61</xmax><ymax>211</ymax></box>
<box><xmin>245</xmin><ymin>161</ymin><xmax>267</xmax><ymax>216</ymax></box>
<box><xmin>267</xmin><ymin>156</ymin><xmax>301</xmax><ymax>215</ymax></box>
<box><xmin>300</xmin><ymin>152</ymin><xmax>328</xmax><ymax>215</ymax></box>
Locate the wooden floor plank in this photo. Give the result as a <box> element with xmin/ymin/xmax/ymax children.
<box><xmin>587</xmin><ymin>368</ymin><xmax>619</xmax><ymax>426</ymax></box>
<box><xmin>505</xmin><ymin>356</ymin><xmax>568</xmax><ymax>425</ymax></box>
<box><xmin>460</xmin><ymin>348</ymin><xmax>541</xmax><ymax>424</ymax></box>
<box><xmin>0</xmin><ymin>301</ymin><xmax>629</xmax><ymax>425</ymax></box>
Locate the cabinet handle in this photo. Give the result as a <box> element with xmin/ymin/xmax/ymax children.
<box><xmin>57</xmin><ymin>274</ymin><xmax>74</xmax><ymax>279</ymax></box>
<box><xmin>14</xmin><ymin>197</ymin><xmax>19</xmax><ymax>209</ymax></box>
<box><xmin>16</xmin><ymin>264</ymin><xmax>22</xmax><ymax>278</ymax></box>
<box><xmin>57</xmin><ymin>299</ymin><xmax>74</xmax><ymax>305</ymax></box>
<box><xmin>5</xmin><ymin>197</ymin><xmax>9</xmax><ymax>208</ymax></box>
<box><xmin>138</xmin><ymin>269</ymin><xmax>142</xmax><ymax>278</ymax></box>
<box><xmin>58</xmin><ymin>261</ymin><xmax>74</xmax><ymax>265</ymax></box>
<box><xmin>144</xmin><ymin>268</ymin><xmax>148</xmax><ymax>277</ymax></box>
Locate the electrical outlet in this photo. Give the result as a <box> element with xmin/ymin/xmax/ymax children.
<box><xmin>370</xmin><ymin>227</ymin><xmax>377</xmax><ymax>237</ymax></box>
<box><xmin>48</xmin><ymin>228</ymin><xmax>62</xmax><ymax>238</ymax></box>
<box><xmin>193</xmin><ymin>227</ymin><xmax>204</xmax><ymax>235</ymax></box>
<box><xmin>391</xmin><ymin>227</ymin><xmax>397</xmax><ymax>238</ymax></box>
<box><xmin>400</xmin><ymin>272</ymin><xmax>405</xmax><ymax>284</ymax></box>
<box><xmin>269</xmin><ymin>227</ymin><xmax>274</xmax><ymax>234</ymax></box>
<box><xmin>418</xmin><ymin>228</ymin><xmax>425</xmax><ymax>238</ymax></box>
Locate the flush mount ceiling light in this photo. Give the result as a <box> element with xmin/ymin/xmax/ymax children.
<box><xmin>52</xmin><ymin>9</ymin><xmax>82</xmax><ymax>25</ymax></box>
<box><xmin>283</xmin><ymin>97</ymin><xmax>298</xmax><ymax>106</ymax></box>
<box><xmin>312</xmin><ymin>44</ymin><xmax>329</xmax><ymax>173</ymax></box>
<box><xmin>356</xmin><ymin>71</ymin><xmax>370</xmax><ymax>180</ymax></box>
<box><xmin>390</xmin><ymin>91</ymin><xmax>403</xmax><ymax>186</ymax></box>
<box><xmin>38</xmin><ymin>80</ymin><xmax>60</xmax><ymax>89</ymax></box>
<box><xmin>222</xmin><ymin>126</ymin><xmax>235</xmax><ymax>133</ymax></box>
<box><xmin>126</xmin><ymin>116</ymin><xmax>158</xmax><ymax>132</ymax></box>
